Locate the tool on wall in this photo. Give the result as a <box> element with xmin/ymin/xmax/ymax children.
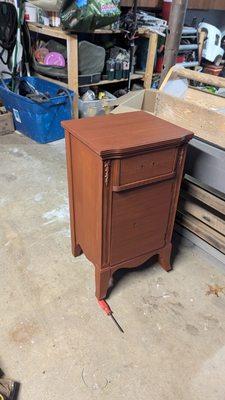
<box><xmin>98</xmin><ymin>299</ymin><xmax>124</xmax><ymax>333</ymax></box>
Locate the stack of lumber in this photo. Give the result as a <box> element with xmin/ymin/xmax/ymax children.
<box><xmin>177</xmin><ymin>178</ymin><xmax>225</xmax><ymax>254</ymax></box>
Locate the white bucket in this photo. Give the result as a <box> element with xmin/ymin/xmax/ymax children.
<box><xmin>25</xmin><ymin>3</ymin><xmax>38</xmax><ymax>22</ymax></box>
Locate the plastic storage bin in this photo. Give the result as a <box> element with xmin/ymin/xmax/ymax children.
<box><xmin>79</xmin><ymin>91</ymin><xmax>116</xmax><ymax>118</ymax></box>
<box><xmin>0</xmin><ymin>77</ymin><xmax>74</xmax><ymax>143</ymax></box>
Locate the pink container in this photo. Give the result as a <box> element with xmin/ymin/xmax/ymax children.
<box><xmin>44</xmin><ymin>52</ymin><xmax>66</xmax><ymax>67</ymax></box>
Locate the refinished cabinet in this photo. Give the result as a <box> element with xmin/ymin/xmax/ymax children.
<box><xmin>62</xmin><ymin>111</ymin><xmax>193</xmax><ymax>299</ymax></box>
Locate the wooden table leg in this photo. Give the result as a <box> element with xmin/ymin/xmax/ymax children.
<box><xmin>144</xmin><ymin>32</ymin><xmax>158</xmax><ymax>89</ymax></box>
<box><xmin>95</xmin><ymin>268</ymin><xmax>111</xmax><ymax>299</ymax></box>
<box><xmin>159</xmin><ymin>243</ymin><xmax>172</xmax><ymax>272</ymax></box>
<box><xmin>67</xmin><ymin>34</ymin><xmax>78</xmax><ymax>118</ymax></box>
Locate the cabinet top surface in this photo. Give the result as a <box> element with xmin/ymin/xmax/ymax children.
<box><xmin>62</xmin><ymin>111</ymin><xmax>193</xmax><ymax>157</ymax></box>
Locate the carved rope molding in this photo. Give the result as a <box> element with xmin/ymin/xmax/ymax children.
<box><xmin>104</xmin><ymin>160</ymin><xmax>111</xmax><ymax>186</ymax></box>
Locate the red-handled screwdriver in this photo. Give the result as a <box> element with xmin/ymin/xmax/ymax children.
<box><xmin>98</xmin><ymin>299</ymin><xmax>124</xmax><ymax>333</ymax></box>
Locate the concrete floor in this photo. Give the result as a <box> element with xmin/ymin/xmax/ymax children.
<box><xmin>1</xmin><ymin>132</ymin><xmax>225</xmax><ymax>400</ymax></box>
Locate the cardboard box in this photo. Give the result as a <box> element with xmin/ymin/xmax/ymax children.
<box><xmin>111</xmin><ymin>72</ymin><xmax>225</xmax><ymax>195</ymax></box>
<box><xmin>112</xmin><ymin>69</ymin><xmax>225</xmax><ymax>149</ymax></box>
<box><xmin>0</xmin><ymin>108</ymin><xmax>15</xmax><ymax>136</ymax></box>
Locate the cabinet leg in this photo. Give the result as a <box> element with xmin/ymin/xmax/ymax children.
<box><xmin>73</xmin><ymin>244</ymin><xmax>82</xmax><ymax>257</ymax></box>
<box><xmin>159</xmin><ymin>243</ymin><xmax>172</xmax><ymax>272</ymax></box>
<box><xmin>95</xmin><ymin>268</ymin><xmax>111</xmax><ymax>300</ymax></box>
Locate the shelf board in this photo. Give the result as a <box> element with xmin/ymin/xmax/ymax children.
<box><xmin>79</xmin><ymin>73</ymin><xmax>144</xmax><ymax>87</ymax></box>
<box><xmin>34</xmin><ymin>72</ymin><xmax>144</xmax><ymax>88</ymax></box>
<box><xmin>28</xmin><ymin>23</ymin><xmax>69</xmax><ymax>39</ymax></box>
<box><xmin>28</xmin><ymin>22</ymin><xmax>153</xmax><ymax>38</ymax></box>
<box><xmin>28</xmin><ymin>23</ymin><xmax>121</xmax><ymax>37</ymax></box>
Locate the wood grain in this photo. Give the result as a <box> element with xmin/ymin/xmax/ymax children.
<box><xmin>177</xmin><ymin>211</ymin><xmax>225</xmax><ymax>254</ymax></box>
<box><xmin>119</xmin><ymin>147</ymin><xmax>177</xmax><ymax>185</ymax></box>
<box><xmin>70</xmin><ymin>137</ymin><xmax>103</xmax><ymax>266</ymax></box>
<box><xmin>178</xmin><ymin>196</ymin><xmax>225</xmax><ymax>236</ymax></box>
<box><xmin>182</xmin><ymin>179</ymin><xmax>225</xmax><ymax>216</ymax></box>
<box><xmin>110</xmin><ymin>180</ymin><xmax>174</xmax><ymax>265</ymax></box>
<box><xmin>155</xmin><ymin>91</ymin><xmax>225</xmax><ymax>148</ymax></box>
<box><xmin>62</xmin><ymin>111</ymin><xmax>192</xmax><ymax>158</ymax></box>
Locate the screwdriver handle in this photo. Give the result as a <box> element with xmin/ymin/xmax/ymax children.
<box><xmin>98</xmin><ymin>299</ymin><xmax>112</xmax><ymax>316</ymax></box>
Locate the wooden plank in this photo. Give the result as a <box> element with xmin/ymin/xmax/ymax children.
<box><xmin>176</xmin><ymin>68</ymin><xmax>225</xmax><ymax>89</ymax></box>
<box><xmin>184</xmin><ymin>87</ymin><xmax>225</xmax><ymax>111</ymax></box>
<box><xmin>177</xmin><ymin>211</ymin><xmax>225</xmax><ymax>254</ymax></box>
<box><xmin>79</xmin><ymin>73</ymin><xmax>144</xmax><ymax>88</ymax></box>
<box><xmin>142</xmin><ymin>89</ymin><xmax>158</xmax><ymax>114</ymax></box>
<box><xmin>144</xmin><ymin>32</ymin><xmax>158</xmax><ymax>89</ymax></box>
<box><xmin>178</xmin><ymin>196</ymin><xmax>225</xmax><ymax>235</ymax></box>
<box><xmin>28</xmin><ymin>23</ymin><xmax>68</xmax><ymax>39</ymax></box>
<box><xmin>67</xmin><ymin>34</ymin><xmax>78</xmax><ymax>118</ymax></box>
<box><xmin>175</xmin><ymin>223</ymin><xmax>225</xmax><ymax>264</ymax></box>
<box><xmin>198</xmin><ymin>30</ymin><xmax>206</xmax><ymax>64</ymax></box>
<box><xmin>182</xmin><ymin>179</ymin><xmax>225</xmax><ymax>215</ymax></box>
<box><xmin>155</xmin><ymin>91</ymin><xmax>225</xmax><ymax>148</ymax></box>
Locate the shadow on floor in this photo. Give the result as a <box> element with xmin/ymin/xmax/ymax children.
<box><xmin>107</xmin><ymin>232</ymin><xmax>185</xmax><ymax>298</ymax></box>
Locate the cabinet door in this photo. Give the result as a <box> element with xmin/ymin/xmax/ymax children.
<box><xmin>110</xmin><ymin>180</ymin><xmax>174</xmax><ymax>265</ymax></box>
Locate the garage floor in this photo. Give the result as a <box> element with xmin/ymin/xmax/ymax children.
<box><xmin>1</xmin><ymin>132</ymin><xmax>225</xmax><ymax>400</ymax></box>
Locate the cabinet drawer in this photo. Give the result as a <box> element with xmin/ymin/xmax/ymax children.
<box><xmin>120</xmin><ymin>148</ymin><xmax>177</xmax><ymax>186</ymax></box>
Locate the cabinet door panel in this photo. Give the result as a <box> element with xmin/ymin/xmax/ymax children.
<box><xmin>110</xmin><ymin>180</ymin><xmax>173</xmax><ymax>265</ymax></box>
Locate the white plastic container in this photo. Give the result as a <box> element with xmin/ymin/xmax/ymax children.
<box><xmin>79</xmin><ymin>91</ymin><xmax>116</xmax><ymax>118</ymax></box>
<box><xmin>25</xmin><ymin>2</ymin><xmax>38</xmax><ymax>22</ymax></box>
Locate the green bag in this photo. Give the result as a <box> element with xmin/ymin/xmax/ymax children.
<box><xmin>61</xmin><ymin>0</ymin><xmax>120</xmax><ymax>32</ymax></box>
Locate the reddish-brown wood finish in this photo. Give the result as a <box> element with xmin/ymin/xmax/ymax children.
<box><xmin>63</xmin><ymin>112</ymin><xmax>193</xmax><ymax>299</ymax></box>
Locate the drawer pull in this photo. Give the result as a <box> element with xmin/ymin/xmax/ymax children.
<box><xmin>113</xmin><ymin>171</ymin><xmax>176</xmax><ymax>192</ymax></box>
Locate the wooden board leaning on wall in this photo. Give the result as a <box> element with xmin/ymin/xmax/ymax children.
<box><xmin>177</xmin><ymin>178</ymin><xmax>225</xmax><ymax>254</ymax></box>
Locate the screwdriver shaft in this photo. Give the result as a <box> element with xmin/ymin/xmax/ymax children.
<box><xmin>110</xmin><ymin>314</ymin><xmax>124</xmax><ymax>333</ymax></box>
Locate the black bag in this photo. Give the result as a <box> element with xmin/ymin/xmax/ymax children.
<box><xmin>61</xmin><ymin>0</ymin><xmax>120</xmax><ymax>32</ymax></box>
<box><xmin>0</xmin><ymin>2</ymin><xmax>18</xmax><ymax>67</ymax></box>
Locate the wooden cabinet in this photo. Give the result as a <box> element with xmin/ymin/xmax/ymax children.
<box><xmin>63</xmin><ymin>111</ymin><xmax>193</xmax><ymax>299</ymax></box>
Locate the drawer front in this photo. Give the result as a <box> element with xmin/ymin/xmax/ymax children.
<box><xmin>120</xmin><ymin>148</ymin><xmax>177</xmax><ymax>185</ymax></box>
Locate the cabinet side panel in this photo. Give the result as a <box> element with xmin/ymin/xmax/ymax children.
<box><xmin>65</xmin><ymin>130</ymin><xmax>77</xmax><ymax>256</ymax></box>
<box><xmin>70</xmin><ymin>136</ymin><xmax>103</xmax><ymax>266</ymax></box>
<box><xmin>165</xmin><ymin>145</ymin><xmax>187</xmax><ymax>243</ymax></box>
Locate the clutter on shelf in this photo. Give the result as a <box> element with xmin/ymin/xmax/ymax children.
<box><xmin>104</xmin><ymin>46</ymin><xmax>130</xmax><ymax>80</ymax></box>
<box><xmin>79</xmin><ymin>88</ymin><xmax>116</xmax><ymax>118</ymax></box>
<box><xmin>78</xmin><ymin>41</ymin><xmax>105</xmax><ymax>85</ymax></box>
<box><xmin>32</xmin><ymin>39</ymin><xmax>67</xmax><ymax>78</ymax></box>
<box><xmin>137</xmin><ymin>11</ymin><xmax>167</xmax><ymax>36</ymax></box>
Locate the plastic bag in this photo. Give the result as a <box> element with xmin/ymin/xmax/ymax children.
<box><xmin>61</xmin><ymin>0</ymin><xmax>120</xmax><ymax>32</ymax></box>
